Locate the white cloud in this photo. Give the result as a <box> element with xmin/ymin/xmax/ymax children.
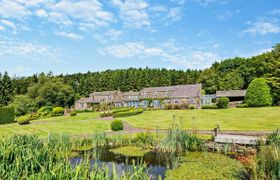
<box><xmin>0</xmin><ymin>40</ymin><xmax>61</xmax><ymax>62</ymax></box>
<box><xmin>111</xmin><ymin>0</ymin><xmax>151</xmax><ymax>29</ymax></box>
<box><xmin>35</xmin><ymin>9</ymin><xmax>48</xmax><ymax>18</ymax></box>
<box><xmin>167</xmin><ymin>7</ymin><xmax>183</xmax><ymax>22</ymax></box>
<box><xmin>0</xmin><ymin>0</ymin><xmax>31</xmax><ymax>19</ymax></box>
<box><xmin>49</xmin><ymin>0</ymin><xmax>113</xmax><ymax>28</ymax></box>
<box><xmin>216</xmin><ymin>11</ymin><xmax>234</xmax><ymax>21</ymax></box>
<box><xmin>195</xmin><ymin>0</ymin><xmax>230</xmax><ymax>6</ymax></box>
<box><xmin>267</xmin><ymin>9</ymin><xmax>280</xmax><ymax>15</ymax></box>
<box><xmin>14</xmin><ymin>66</ymin><xmax>31</xmax><ymax>74</ymax></box>
<box><xmin>54</xmin><ymin>31</ymin><xmax>84</xmax><ymax>40</ymax></box>
<box><xmin>241</xmin><ymin>19</ymin><xmax>280</xmax><ymax>36</ymax></box>
<box><xmin>170</xmin><ymin>0</ymin><xmax>186</xmax><ymax>5</ymax></box>
<box><xmin>0</xmin><ymin>19</ymin><xmax>17</xmax><ymax>29</ymax></box>
<box><xmin>0</xmin><ymin>26</ymin><xmax>5</xmax><ymax>31</ymax></box>
<box><xmin>99</xmin><ymin>41</ymin><xmax>220</xmax><ymax>69</ymax></box>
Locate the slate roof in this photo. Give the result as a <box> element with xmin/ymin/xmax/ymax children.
<box><xmin>216</xmin><ymin>90</ymin><xmax>247</xmax><ymax>97</ymax></box>
<box><xmin>76</xmin><ymin>97</ymin><xmax>95</xmax><ymax>103</ymax></box>
<box><xmin>90</xmin><ymin>90</ymin><xmax>119</xmax><ymax>96</ymax></box>
<box><xmin>140</xmin><ymin>84</ymin><xmax>202</xmax><ymax>98</ymax></box>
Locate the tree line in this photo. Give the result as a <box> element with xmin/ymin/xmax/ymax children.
<box><xmin>1</xmin><ymin>44</ymin><xmax>279</xmax><ymax>112</ymax></box>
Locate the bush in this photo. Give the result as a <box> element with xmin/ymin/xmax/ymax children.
<box><xmin>134</xmin><ymin>132</ymin><xmax>154</xmax><ymax>145</ymax></box>
<box><xmin>70</xmin><ymin>110</ymin><xmax>77</xmax><ymax>116</ymax></box>
<box><xmin>52</xmin><ymin>107</ymin><xmax>64</xmax><ymax>116</ymax></box>
<box><xmin>112</xmin><ymin>108</ymin><xmax>143</xmax><ymax>118</ymax></box>
<box><xmin>178</xmin><ymin>102</ymin><xmax>189</xmax><ymax>110</ymax></box>
<box><xmin>100</xmin><ymin>111</ymin><xmax>113</xmax><ymax>118</ymax></box>
<box><xmin>236</xmin><ymin>103</ymin><xmax>249</xmax><ymax>108</ymax></box>
<box><xmin>245</xmin><ymin>78</ymin><xmax>272</xmax><ymax>107</ymax></box>
<box><xmin>217</xmin><ymin>97</ymin><xmax>229</xmax><ymax>109</ymax></box>
<box><xmin>190</xmin><ymin>105</ymin><xmax>196</xmax><ymax>109</ymax></box>
<box><xmin>111</xmin><ymin>120</ymin><xmax>124</xmax><ymax>131</ymax></box>
<box><xmin>112</xmin><ymin>108</ymin><xmax>131</xmax><ymax>114</ymax></box>
<box><xmin>38</xmin><ymin>106</ymin><xmax>53</xmax><ymax>113</ymax></box>
<box><xmin>17</xmin><ymin>115</ymin><xmax>31</xmax><ymax>125</ymax></box>
<box><xmin>163</xmin><ymin>103</ymin><xmax>172</xmax><ymax>110</ymax></box>
<box><xmin>0</xmin><ymin>107</ymin><xmax>15</xmax><ymax>124</ymax></box>
<box><xmin>172</xmin><ymin>104</ymin><xmax>180</xmax><ymax>110</ymax></box>
<box><xmin>202</xmin><ymin>105</ymin><xmax>218</xmax><ymax>109</ymax></box>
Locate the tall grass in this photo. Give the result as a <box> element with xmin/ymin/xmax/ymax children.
<box><xmin>0</xmin><ymin>134</ymin><xmax>151</xmax><ymax>179</ymax></box>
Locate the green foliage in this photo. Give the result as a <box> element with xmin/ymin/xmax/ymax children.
<box><xmin>236</xmin><ymin>103</ymin><xmax>249</xmax><ymax>108</ymax></box>
<box><xmin>165</xmin><ymin>152</ymin><xmax>247</xmax><ymax>180</ymax></box>
<box><xmin>257</xmin><ymin>145</ymin><xmax>280</xmax><ymax>179</ymax></box>
<box><xmin>38</xmin><ymin>106</ymin><xmax>53</xmax><ymax>113</ymax></box>
<box><xmin>52</xmin><ymin>107</ymin><xmax>64</xmax><ymax>116</ymax></box>
<box><xmin>266</xmin><ymin>129</ymin><xmax>280</xmax><ymax>148</ymax></box>
<box><xmin>110</xmin><ymin>146</ymin><xmax>150</xmax><ymax>157</ymax></box>
<box><xmin>111</xmin><ymin>119</ymin><xmax>124</xmax><ymax>131</ymax></box>
<box><xmin>28</xmin><ymin>78</ymin><xmax>75</xmax><ymax>107</ymax></box>
<box><xmin>8</xmin><ymin>95</ymin><xmax>36</xmax><ymax>116</ymax></box>
<box><xmin>17</xmin><ymin>115</ymin><xmax>31</xmax><ymax>125</ymax></box>
<box><xmin>158</xmin><ymin>118</ymin><xmax>205</xmax><ymax>153</ymax></box>
<box><xmin>218</xmin><ymin>71</ymin><xmax>245</xmax><ymax>90</ymax></box>
<box><xmin>217</xmin><ymin>97</ymin><xmax>229</xmax><ymax>109</ymax></box>
<box><xmin>0</xmin><ymin>134</ymin><xmax>151</xmax><ymax>179</ymax></box>
<box><xmin>202</xmin><ymin>104</ymin><xmax>218</xmax><ymax>109</ymax></box>
<box><xmin>0</xmin><ymin>107</ymin><xmax>15</xmax><ymax>124</ymax></box>
<box><xmin>245</xmin><ymin>78</ymin><xmax>272</xmax><ymax>107</ymax></box>
<box><xmin>134</xmin><ymin>132</ymin><xmax>154</xmax><ymax>145</ymax></box>
<box><xmin>70</xmin><ymin>110</ymin><xmax>77</xmax><ymax>116</ymax></box>
<box><xmin>112</xmin><ymin>108</ymin><xmax>143</xmax><ymax>118</ymax></box>
<box><xmin>0</xmin><ymin>72</ymin><xmax>14</xmax><ymax>107</ymax></box>
<box><xmin>100</xmin><ymin>111</ymin><xmax>113</xmax><ymax>118</ymax></box>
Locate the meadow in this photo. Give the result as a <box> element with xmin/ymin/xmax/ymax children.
<box><xmin>121</xmin><ymin>107</ymin><xmax>280</xmax><ymax>131</ymax></box>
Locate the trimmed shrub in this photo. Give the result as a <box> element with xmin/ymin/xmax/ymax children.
<box><xmin>37</xmin><ymin>106</ymin><xmax>53</xmax><ymax>113</ymax></box>
<box><xmin>112</xmin><ymin>108</ymin><xmax>131</xmax><ymax>114</ymax></box>
<box><xmin>17</xmin><ymin>115</ymin><xmax>31</xmax><ymax>125</ymax></box>
<box><xmin>52</xmin><ymin>107</ymin><xmax>64</xmax><ymax>116</ymax></box>
<box><xmin>202</xmin><ymin>105</ymin><xmax>218</xmax><ymax>109</ymax></box>
<box><xmin>172</xmin><ymin>104</ymin><xmax>180</xmax><ymax>110</ymax></box>
<box><xmin>112</xmin><ymin>108</ymin><xmax>143</xmax><ymax>118</ymax></box>
<box><xmin>111</xmin><ymin>120</ymin><xmax>123</xmax><ymax>131</ymax></box>
<box><xmin>190</xmin><ymin>105</ymin><xmax>196</xmax><ymax>109</ymax></box>
<box><xmin>217</xmin><ymin>97</ymin><xmax>229</xmax><ymax>109</ymax></box>
<box><xmin>178</xmin><ymin>102</ymin><xmax>189</xmax><ymax>110</ymax></box>
<box><xmin>163</xmin><ymin>103</ymin><xmax>172</xmax><ymax>110</ymax></box>
<box><xmin>236</xmin><ymin>103</ymin><xmax>249</xmax><ymax>108</ymax></box>
<box><xmin>245</xmin><ymin>78</ymin><xmax>272</xmax><ymax>107</ymax></box>
<box><xmin>100</xmin><ymin>111</ymin><xmax>113</xmax><ymax>118</ymax></box>
<box><xmin>0</xmin><ymin>107</ymin><xmax>15</xmax><ymax>124</ymax></box>
<box><xmin>70</xmin><ymin>110</ymin><xmax>77</xmax><ymax>116</ymax></box>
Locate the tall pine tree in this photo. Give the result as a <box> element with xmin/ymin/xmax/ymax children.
<box><xmin>0</xmin><ymin>72</ymin><xmax>14</xmax><ymax>107</ymax></box>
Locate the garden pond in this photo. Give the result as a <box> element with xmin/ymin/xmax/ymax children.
<box><xmin>70</xmin><ymin>146</ymin><xmax>176</xmax><ymax>179</ymax></box>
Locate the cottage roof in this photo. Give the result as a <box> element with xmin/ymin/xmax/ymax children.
<box><xmin>122</xmin><ymin>91</ymin><xmax>140</xmax><ymax>96</ymax></box>
<box><xmin>216</xmin><ymin>90</ymin><xmax>247</xmax><ymax>97</ymax></box>
<box><xmin>140</xmin><ymin>84</ymin><xmax>202</xmax><ymax>98</ymax></box>
<box><xmin>76</xmin><ymin>97</ymin><xmax>94</xmax><ymax>103</ymax></box>
<box><xmin>90</xmin><ymin>90</ymin><xmax>119</xmax><ymax>96</ymax></box>
<box><xmin>170</xmin><ymin>84</ymin><xmax>202</xmax><ymax>98</ymax></box>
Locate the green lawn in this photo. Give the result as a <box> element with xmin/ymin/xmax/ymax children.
<box><xmin>0</xmin><ymin>112</ymin><xmax>111</xmax><ymax>137</ymax></box>
<box><xmin>120</xmin><ymin>107</ymin><xmax>280</xmax><ymax>131</ymax></box>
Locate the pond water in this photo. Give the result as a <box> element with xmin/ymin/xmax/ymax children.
<box><xmin>70</xmin><ymin>146</ymin><xmax>176</xmax><ymax>179</ymax></box>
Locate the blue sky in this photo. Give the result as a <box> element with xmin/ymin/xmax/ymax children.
<box><xmin>0</xmin><ymin>0</ymin><xmax>279</xmax><ymax>76</ymax></box>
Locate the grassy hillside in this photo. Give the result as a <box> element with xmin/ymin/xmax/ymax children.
<box><xmin>0</xmin><ymin>112</ymin><xmax>110</xmax><ymax>137</ymax></box>
<box><xmin>121</xmin><ymin>107</ymin><xmax>280</xmax><ymax>131</ymax></box>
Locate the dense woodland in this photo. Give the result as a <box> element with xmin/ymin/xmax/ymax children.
<box><xmin>1</xmin><ymin>44</ymin><xmax>279</xmax><ymax>111</ymax></box>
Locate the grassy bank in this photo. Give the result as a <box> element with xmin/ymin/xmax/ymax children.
<box><xmin>121</xmin><ymin>107</ymin><xmax>280</xmax><ymax>131</ymax></box>
<box><xmin>0</xmin><ymin>112</ymin><xmax>110</xmax><ymax>137</ymax></box>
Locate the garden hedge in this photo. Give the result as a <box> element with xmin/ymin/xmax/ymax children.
<box><xmin>245</xmin><ymin>78</ymin><xmax>272</xmax><ymax>107</ymax></box>
<box><xmin>113</xmin><ymin>109</ymin><xmax>143</xmax><ymax>118</ymax></box>
<box><xmin>0</xmin><ymin>107</ymin><xmax>15</xmax><ymax>124</ymax></box>
<box><xmin>217</xmin><ymin>97</ymin><xmax>229</xmax><ymax>109</ymax></box>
